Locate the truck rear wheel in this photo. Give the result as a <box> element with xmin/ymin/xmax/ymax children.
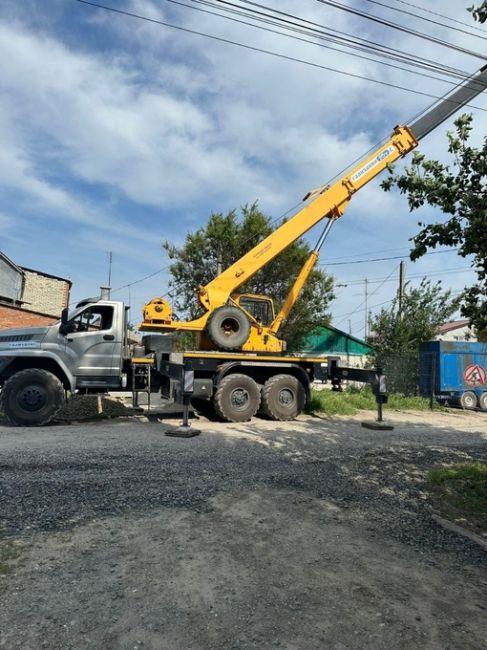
<box><xmin>261</xmin><ymin>374</ymin><xmax>305</xmax><ymax>421</ymax></box>
<box><xmin>1</xmin><ymin>369</ymin><xmax>65</xmax><ymax>426</ymax></box>
<box><xmin>478</xmin><ymin>392</ymin><xmax>487</xmax><ymax>411</ymax></box>
<box><xmin>214</xmin><ymin>373</ymin><xmax>260</xmax><ymax>422</ymax></box>
<box><xmin>460</xmin><ymin>390</ymin><xmax>478</xmax><ymax>410</ymax></box>
<box><xmin>206</xmin><ymin>306</ymin><xmax>250</xmax><ymax>350</ymax></box>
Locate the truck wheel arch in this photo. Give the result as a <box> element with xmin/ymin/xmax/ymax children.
<box><xmin>1</xmin><ymin>356</ymin><xmax>73</xmax><ymax>392</ymax></box>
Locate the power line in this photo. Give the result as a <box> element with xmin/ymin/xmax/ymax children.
<box><xmin>334</xmin><ymin>263</ymin><xmax>399</xmax><ymax>326</ymax></box>
<box><xmin>204</xmin><ymin>0</ymin><xmax>473</xmax><ymax>83</ymax></box>
<box><xmin>335</xmin><ymin>266</ymin><xmax>473</xmax><ymax>287</ymax></box>
<box><xmin>362</xmin><ymin>0</ymin><xmax>487</xmax><ymax>41</ymax></box>
<box><xmin>319</xmin><ymin>247</ymin><xmax>461</xmax><ymax>266</ymax></box>
<box><xmin>161</xmin><ymin>0</ymin><xmax>469</xmax><ymax>87</ymax></box>
<box><xmin>387</xmin><ymin>0</ymin><xmax>487</xmax><ymax>34</ymax></box>
<box><xmin>324</xmin><ymin>246</ymin><xmax>461</xmax><ymax>262</ymax></box>
<box><xmin>315</xmin><ymin>0</ymin><xmax>487</xmax><ymax>61</ymax></box>
<box><xmin>110</xmin><ymin>266</ymin><xmax>170</xmax><ymax>294</ymax></box>
<box><xmin>73</xmin><ymin>1</ymin><xmax>487</xmax><ymax>111</ymax></box>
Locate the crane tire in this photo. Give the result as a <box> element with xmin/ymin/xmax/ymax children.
<box><xmin>460</xmin><ymin>390</ymin><xmax>478</xmax><ymax>410</ymax></box>
<box><xmin>214</xmin><ymin>373</ymin><xmax>260</xmax><ymax>422</ymax></box>
<box><xmin>478</xmin><ymin>392</ymin><xmax>487</xmax><ymax>411</ymax></box>
<box><xmin>261</xmin><ymin>374</ymin><xmax>305</xmax><ymax>421</ymax></box>
<box><xmin>206</xmin><ymin>306</ymin><xmax>250</xmax><ymax>350</ymax></box>
<box><xmin>0</xmin><ymin>368</ymin><xmax>65</xmax><ymax>426</ymax></box>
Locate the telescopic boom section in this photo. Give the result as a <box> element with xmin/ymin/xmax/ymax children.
<box><xmin>141</xmin><ymin>65</ymin><xmax>487</xmax><ymax>336</ymax></box>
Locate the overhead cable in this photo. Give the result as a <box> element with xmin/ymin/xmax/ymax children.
<box><xmin>363</xmin><ymin>0</ymin><xmax>487</xmax><ymax>41</ymax></box>
<box><xmin>175</xmin><ymin>0</ymin><xmax>476</xmax><ymax>86</ymax></box>
<box><xmin>334</xmin><ymin>264</ymin><xmax>399</xmax><ymax>325</ymax></box>
<box><xmin>73</xmin><ymin>1</ymin><xmax>487</xmax><ymax>112</ymax></box>
<box><xmin>211</xmin><ymin>0</ymin><xmax>472</xmax><ymax>81</ymax></box>
<box><xmin>320</xmin><ymin>248</ymin><xmax>462</xmax><ymax>266</ymax></box>
<box><xmin>388</xmin><ymin>0</ymin><xmax>487</xmax><ymax>33</ymax></box>
<box><xmin>315</xmin><ymin>0</ymin><xmax>487</xmax><ymax>61</ymax></box>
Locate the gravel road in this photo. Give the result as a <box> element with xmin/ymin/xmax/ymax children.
<box><xmin>0</xmin><ymin>408</ymin><xmax>486</xmax><ymax>649</ymax></box>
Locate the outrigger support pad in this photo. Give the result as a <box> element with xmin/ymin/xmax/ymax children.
<box><xmin>361</xmin><ymin>366</ymin><xmax>394</xmax><ymax>431</ymax></box>
<box><xmin>164</xmin><ymin>360</ymin><xmax>201</xmax><ymax>437</ymax></box>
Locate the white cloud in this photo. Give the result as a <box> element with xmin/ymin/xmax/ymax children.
<box><xmin>0</xmin><ymin>0</ymin><xmax>484</xmax><ymax>331</ymax></box>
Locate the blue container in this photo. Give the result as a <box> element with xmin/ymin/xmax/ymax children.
<box><xmin>420</xmin><ymin>341</ymin><xmax>487</xmax><ymax>409</ymax></box>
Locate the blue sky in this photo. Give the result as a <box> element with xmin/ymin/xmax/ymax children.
<box><xmin>1</xmin><ymin>0</ymin><xmax>485</xmax><ymax>337</ymax></box>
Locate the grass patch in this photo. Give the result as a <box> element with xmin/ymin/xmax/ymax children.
<box><xmin>0</xmin><ymin>540</ymin><xmax>22</xmax><ymax>575</ymax></box>
<box><xmin>428</xmin><ymin>462</ymin><xmax>487</xmax><ymax>532</ymax></box>
<box><xmin>308</xmin><ymin>386</ymin><xmax>434</xmax><ymax>416</ymax></box>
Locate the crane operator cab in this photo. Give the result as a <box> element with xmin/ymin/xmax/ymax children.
<box><xmin>234</xmin><ymin>294</ymin><xmax>275</xmax><ymax>327</ymax></box>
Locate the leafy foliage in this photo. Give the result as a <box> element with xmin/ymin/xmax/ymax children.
<box><xmin>163</xmin><ymin>203</ymin><xmax>334</xmax><ymax>349</ymax></box>
<box><xmin>381</xmin><ymin>115</ymin><xmax>487</xmax><ymax>333</ymax></box>
<box><xmin>469</xmin><ymin>1</ymin><xmax>487</xmax><ymax>22</ymax></box>
<box><xmin>368</xmin><ymin>279</ymin><xmax>460</xmax><ymax>354</ymax></box>
<box><xmin>308</xmin><ymin>386</ymin><xmax>434</xmax><ymax>415</ymax></box>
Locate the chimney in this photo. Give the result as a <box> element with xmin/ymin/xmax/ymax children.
<box><xmin>100</xmin><ymin>286</ymin><xmax>111</xmax><ymax>300</ymax></box>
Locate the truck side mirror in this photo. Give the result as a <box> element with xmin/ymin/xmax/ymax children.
<box><xmin>59</xmin><ymin>308</ymin><xmax>73</xmax><ymax>335</ymax></box>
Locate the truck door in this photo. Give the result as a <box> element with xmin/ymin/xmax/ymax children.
<box><xmin>63</xmin><ymin>304</ymin><xmax>122</xmax><ymax>389</ymax></box>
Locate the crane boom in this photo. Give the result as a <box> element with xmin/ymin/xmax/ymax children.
<box><xmin>141</xmin><ymin>64</ymin><xmax>487</xmax><ymax>352</ymax></box>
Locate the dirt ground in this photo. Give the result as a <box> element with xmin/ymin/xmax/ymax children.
<box><xmin>0</xmin><ymin>408</ymin><xmax>486</xmax><ymax>649</ymax></box>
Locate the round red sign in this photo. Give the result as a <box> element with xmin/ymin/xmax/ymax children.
<box><xmin>463</xmin><ymin>363</ymin><xmax>487</xmax><ymax>387</ymax></box>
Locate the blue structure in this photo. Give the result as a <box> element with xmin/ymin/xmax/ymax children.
<box><xmin>420</xmin><ymin>341</ymin><xmax>487</xmax><ymax>410</ymax></box>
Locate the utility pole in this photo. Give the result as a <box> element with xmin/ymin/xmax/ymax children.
<box><xmin>364</xmin><ymin>278</ymin><xmax>368</xmax><ymax>338</ymax></box>
<box><xmin>398</xmin><ymin>261</ymin><xmax>406</xmax><ymax>320</ymax></box>
<box><xmin>107</xmin><ymin>251</ymin><xmax>113</xmax><ymax>297</ymax></box>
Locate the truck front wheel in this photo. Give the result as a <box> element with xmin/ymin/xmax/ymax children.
<box><xmin>1</xmin><ymin>369</ymin><xmax>65</xmax><ymax>426</ymax></box>
<box><xmin>214</xmin><ymin>373</ymin><xmax>260</xmax><ymax>422</ymax></box>
<box><xmin>261</xmin><ymin>374</ymin><xmax>305</xmax><ymax>421</ymax></box>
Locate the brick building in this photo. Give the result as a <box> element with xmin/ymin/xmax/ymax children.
<box><xmin>0</xmin><ymin>251</ymin><xmax>71</xmax><ymax>331</ymax></box>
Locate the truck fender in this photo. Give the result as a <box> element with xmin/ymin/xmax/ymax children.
<box><xmin>0</xmin><ymin>350</ymin><xmax>75</xmax><ymax>392</ymax></box>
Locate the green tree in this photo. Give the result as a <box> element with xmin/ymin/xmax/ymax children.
<box><xmin>368</xmin><ymin>279</ymin><xmax>460</xmax><ymax>354</ymax></box>
<box><xmin>381</xmin><ymin>115</ymin><xmax>487</xmax><ymax>333</ymax></box>
<box><xmin>469</xmin><ymin>2</ymin><xmax>487</xmax><ymax>22</ymax></box>
<box><xmin>163</xmin><ymin>203</ymin><xmax>334</xmax><ymax>350</ymax></box>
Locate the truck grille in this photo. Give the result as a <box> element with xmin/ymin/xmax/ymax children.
<box><xmin>0</xmin><ymin>334</ymin><xmax>33</xmax><ymax>342</ymax></box>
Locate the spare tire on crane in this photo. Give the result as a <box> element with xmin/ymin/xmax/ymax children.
<box><xmin>206</xmin><ymin>305</ymin><xmax>251</xmax><ymax>350</ymax></box>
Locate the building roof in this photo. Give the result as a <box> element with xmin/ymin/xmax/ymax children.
<box><xmin>437</xmin><ymin>319</ymin><xmax>470</xmax><ymax>334</ymax></box>
<box><xmin>302</xmin><ymin>324</ymin><xmax>374</xmax><ymax>355</ymax></box>
<box><xmin>0</xmin><ymin>250</ymin><xmax>23</xmax><ymax>275</ymax></box>
<box><xmin>20</xmin><ymin>266</ymin><xmax>72</xmax><ymax>287</ymax></box>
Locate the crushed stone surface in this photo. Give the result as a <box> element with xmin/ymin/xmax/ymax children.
<box><xmin>0</xmin><ymin>408</ymin><xmax>486</xmax><ymax>649</ymax></box>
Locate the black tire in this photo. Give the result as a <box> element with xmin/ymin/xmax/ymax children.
<box><xmin>261</xmin><ymin>374</ymin><xmax>306</xmax><ymax>421</ymax></box>
<box><xmin>0</xmin><ymin>369</ymin><xmax>65</xmax><ymax>426</ymax></box>
<box><xmin>478</xmin><ymin>392</ymin><xmax>487</xmax><ymax>412</ymax></box>
<box><xmin>206</xmin><ymin>306</ymin><xmax>250</xmax><ymax>350</ymax></box>
<box><xmin>191</xmin><ymin>397</ymin><xmax>215</xmax><ymax>418</ymax></box>
<box><xmin>214</xmin><ymin>373</ymin><xmax>260</xmax><ymax>422</ymax></box>
<box><xmin>460</xmin><ymin>390</ymin><xmax>478</xmax><ymax>410</ymax></box>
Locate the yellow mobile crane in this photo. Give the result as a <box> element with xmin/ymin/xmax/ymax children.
<box><xmin>141</xmin><ymin>65</ymin><xmax>487</xmax><ymax>356</ymax></box>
